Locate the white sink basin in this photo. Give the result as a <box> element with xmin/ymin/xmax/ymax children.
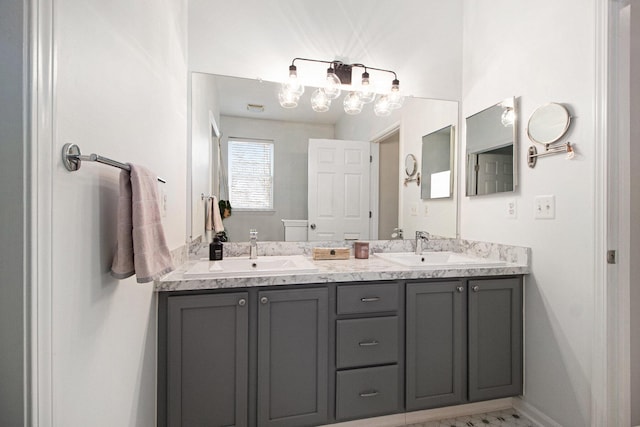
<box><xmin>374</xmin><ymin>251</ymin><xmax>506</xmax><ymax>268</ymax></box>
<box><xmin>183</xmin><ymin>255</ymin><xmax>319</xmax><ymax>279</ymax></box>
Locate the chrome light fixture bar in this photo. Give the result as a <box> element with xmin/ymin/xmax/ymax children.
<box><xmin>278</xmin><ymin>57</ymin><xmax>404</xmax><ymax>116</ymax></box>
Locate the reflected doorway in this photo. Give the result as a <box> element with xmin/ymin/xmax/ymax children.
<box><xmin>377</xmin><ymin>130</ymin><xmax>400</xmax><ymax>239</ymax></box>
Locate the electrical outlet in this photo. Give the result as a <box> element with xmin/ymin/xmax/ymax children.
<box><xmin>423</xmin><ymin>205</ymin><xmax>429</xmax><ymax>217</ymax></box>
<box><xmin>534</xmin><ymin>195</ymin><xmax>555</xmax><ymax>219</ymax></box>
<box><xmin>410</xmin><ymin>204</ymin><xmax>418</xmax><ymax>216</ymax></box>
<box><xmin>506</xmin><ymin>199</ymin><xmax>517</xmax><ymax>219</ymax></box>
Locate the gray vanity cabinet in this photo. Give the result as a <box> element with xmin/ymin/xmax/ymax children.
<box><xmin>405</xmin><ymin>281</ymin><xmax>466</xmax><ymax>411</ymax></box>
<box><xmin>467</xmin><ymin>277</ymin><xmax>523</xmax><ymax>401</ymax></box>
<box><xmin>257</xmin><ymin>288</ymin><xmax>329</xmax><ymax>427</ymax></box>
<box><xmin>166</xmin><ymin>293</ymin><xmax>249</xmax><ymax>427</ymax></box>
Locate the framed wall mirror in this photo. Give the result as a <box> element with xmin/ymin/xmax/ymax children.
<box><xmin>189</xmin><ymin>72</ymin><xmax>460</xmax><ymax>242</ymax></box>
<box><xmin>421</xmin><ymin>125</ymin><xmax>454</xmax><ymax>200</ymax></box>
<box><xmin>465</xmin><ymin>97</ymin><xmax>517</xmax><ymax>196</ymax></box>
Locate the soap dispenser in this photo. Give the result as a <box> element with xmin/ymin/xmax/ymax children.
<box><xmin>209</xmin><ymin>237</ymin><xmax>223</xmax><ymax>261</ymax></box>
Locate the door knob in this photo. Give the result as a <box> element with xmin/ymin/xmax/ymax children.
<box><xmin>310</xmin><ymin>223</ymin><xmax>316</xmax><ymax>230</ymax></box>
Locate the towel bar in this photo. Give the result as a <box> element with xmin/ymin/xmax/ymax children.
<box><xmin>62</xmin><ymin>143</ymin><xmax>166</xmax><ymax>183</ymax></box>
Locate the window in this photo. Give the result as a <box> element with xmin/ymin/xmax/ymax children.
<box><xmin>227</xmin><ymin>138</ymin><xmax>274</xmax><ymax>210</ymax></box>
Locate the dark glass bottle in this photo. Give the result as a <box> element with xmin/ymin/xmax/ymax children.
<box><xmin>209</xmin><ymin>237</ymin><xmax>223</xmax><ymax>261</ymax></box>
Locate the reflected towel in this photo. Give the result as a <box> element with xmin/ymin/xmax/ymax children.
<box><xmin>205</xmin><ymin>197</ymin><xmax>213</xmax><ymax>231</ymax></box>
<box><xmin>110</xmin><ymin>164</ymin><xmax>174</xmax><ymax>283</ymax></box>
<box><xmin>212</xmin><ymin>196</ymin><xmax>224</xmax><ymax>233</ymax></box>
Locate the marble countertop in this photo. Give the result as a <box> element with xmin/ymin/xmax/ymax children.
<box><xmin>156</xmin><ymin>239</ymin><xmax>530</xmax><ymax>292</ymax></box>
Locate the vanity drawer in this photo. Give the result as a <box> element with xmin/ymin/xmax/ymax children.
<box><xmin>337</xmin><ymin>283</ymin><xmax>399</xmax><ymax>314</ymax></box>
<box><xmin>336</xmin><ymin>316</ymin><xmax>398</xmax><ymax>369</ymax></box>
<box><xmin>335</xmin><ymin>365</ymin><xmax>399</xmax><ymax>420</ymax></box>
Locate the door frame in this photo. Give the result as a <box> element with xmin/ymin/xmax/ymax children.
<box><xmin>593</xmin><ymin>0</ymin><xmax>631</xmax><ymax>425</ymax></box>
<box><xmin>370</xmin><ymin>123</ymin><xmax>400</xmax><ymax>240</ymax></box>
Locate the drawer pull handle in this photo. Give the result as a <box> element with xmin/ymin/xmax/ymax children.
<box><xmin>360</xmin><ymin>297</ymin><xmax>380</xmax><ymax>302</ymax></box>
<box><xmin>359</xmin><ymin>390</ymin><xmax>379</xmax><ymax>398</ymax></box>
<box><xmin>358</xmin><ymin>340</ymin><xmax>379</xmax><ymax>347</ymax></box>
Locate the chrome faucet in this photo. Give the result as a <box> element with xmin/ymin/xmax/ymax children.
<box><xmin>415</xmin><ymin>231</ymin><xmax>430</xmax><ymax>255</ymax></box>
<box><xmin>249</xmin><ymin>229</ymin><xmax>258</xmax><ymax>259</ymax></box>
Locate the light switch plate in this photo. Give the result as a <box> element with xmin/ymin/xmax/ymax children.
<box><xmin>506</xmin><ymin>199</ymin><xmax>517</xmax><ymax>219</ymax></box>
<box><xmin>534</xmin><ymin>195</ymin><xmax>555</xmax><ymax>219</ymax></box>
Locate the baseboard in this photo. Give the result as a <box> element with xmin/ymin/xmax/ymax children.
<box><xmin>511</xmin><ymin>397</ymin><xmax>562</xmax><ymax>427</ymax></box>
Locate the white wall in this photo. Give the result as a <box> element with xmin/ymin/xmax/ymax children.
<box><xmin>219</xmin><ymin>115</ymin><xmax>334</xmax><ymax>241</ymax></box>
<box><xmin>190</xmin><ymin>72</ymin><xmax>221</xmax><ymax>241</ymax></box>
<box><xmin>188</xmin><ymin>0</ymin><xmax>463</xmax><ymax>101</ymax></box>
<box><xmin>51</xmin><ymin>1</ymin><xmax>188</xmax><ymax>425</ymax></box>
<box><xmin>335</xmin><ymin>98</ymin><xmax>459</xmax><ymax>238</ymax></box>
<box><xmin>461</xmin><ymin>1</ymin><xmax>596</xmax><ymax>426</ymax></box>
<box><xmin>0</xmin><ymin>0</ymin><xmax>27</xmax><ymax>425</ymax></box>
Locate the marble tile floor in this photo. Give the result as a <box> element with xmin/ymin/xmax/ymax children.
<box><xmin>404</xmin><ymin>408</ymin><xmax>537</xmax><ymax>427</ymax></box>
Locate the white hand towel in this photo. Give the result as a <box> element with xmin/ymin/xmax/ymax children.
<box><xmin>205</xmin><ymin>197</ymin><xmax>213</xmax><ymax>231</ymax></box>
<box><xmin>111</xmin><ymin>164</ymin><xmax>174</xmax><ymax>283</ymax></box>
<box><xmin>212</xmin><ymin>196</ymin><xmax>225</xmax><ymax>233</ymax></box>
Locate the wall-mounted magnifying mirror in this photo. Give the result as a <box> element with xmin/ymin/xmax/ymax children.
<box><xmin>405</xmin><ymin>154</ymin><xmax>417</xmax><ymax>177</ymax></box>
<box><xmin>466</xmin><ymin>97</ymin><xmax>517</xmax><ymax>196</ymax></box>
<box><xmin>421</xmin><ymin>125</ymin><xmax>454</xmax><ymax>199</ymax></box>
<box><xmin>527</xmin><ymin>102</ymin><xmax>571</xmax><ymax>145</ymax></box>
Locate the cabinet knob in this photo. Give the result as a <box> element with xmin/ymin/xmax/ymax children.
<box><xmin>456</xmin><ymin>286</ymin><xmax>464</xmax><ymax>293</ymax></box>
<box><xmin>310</xmin><ymin>223</ymin><xmax>316</xmax><ymax>230</ymax></box>
<box><xmin>238</xmin><ymin>299</ymin><xmax>246</xmax><ymax>306</ymax></box>
<box><xmin>472</xmin><ymin>285</ymin><xmax>480</xmax><ymax>292</ymax></box>
<box><xmin>260</xmin><ymin>296</ymin><xmax>268</xmax><ymax>304</ymax></box>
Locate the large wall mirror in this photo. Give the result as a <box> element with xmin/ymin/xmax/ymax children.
<box><xmin>421</xmin><ymin>125</ymin><xmax>454</xmax><ymax>200</ymax></box>
<box><xmin>189</xmin><ymin>72</ymin><xmax>459</xmax><ymax>242</ymax></box>
<box><xmin>465</xmin><ymin>97</ymin><xmax>517</xmax><ymax>196</ymax></box>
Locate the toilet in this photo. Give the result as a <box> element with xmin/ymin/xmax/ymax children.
<box><xmin>281</xmin><ymin>219</ymin><xmax>308</xmax><ymax>242</ymax></box>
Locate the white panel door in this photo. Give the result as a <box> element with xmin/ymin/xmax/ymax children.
<box><xmin>476</xmin><ymin>153</ymin><xmax>513</xmax><ymax>195</ymax></box>
<box><xmin>308</xmin><ymin>139</ymin><xmax>370</xmax><ymax>241</ymax></box>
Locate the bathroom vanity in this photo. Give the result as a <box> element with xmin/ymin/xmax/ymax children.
<box><xmin>156</xmin><ymin>242</ymin><xmax>528</xmax><ymax>427</ymax></box>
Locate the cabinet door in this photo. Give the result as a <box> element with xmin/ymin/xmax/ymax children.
<box><xmin>406</xmin><ymin>281</ymin><xmax>466</xmax><ymax>411</ymax></box>
<box><xmin>167</xmin><ymin>293</ymin><xmax>248</xmax><ymax>427</ymax></box>
<box><xmin>468</xmin><ymin>277</ymin><xmax>523</xmax><ymax>401</ymax></box>
<box><xmin>257</xmin><ymin>288</ymin><xmax>329</xmax><ymax>427</ymax></box>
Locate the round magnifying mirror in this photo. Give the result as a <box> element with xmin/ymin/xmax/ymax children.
<box><xmin>527</xmin><ymin>103</ymin><xmax>571</xmax><ymax>145</ymax></box>
<box><xmin>405</xmin><ymin>154</ymin><xmax>417</xmax><ymax>177</ymax></box>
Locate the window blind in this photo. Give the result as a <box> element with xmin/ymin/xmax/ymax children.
<box><xmin>228</xmin><ymin>139</ymin><xmax>274</xmax><ymax>209</ymax></box>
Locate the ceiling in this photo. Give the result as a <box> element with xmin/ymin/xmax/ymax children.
<box><xmin>188</xmin><ymin>0</ymin><xmax>463</xmax><ymax>101</ymax></box>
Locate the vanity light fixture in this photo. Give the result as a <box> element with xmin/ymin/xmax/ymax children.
<box><xmin>278</xmin><ymin>57</ymin><xmax>404</xmax><ymax>116</ymax></box>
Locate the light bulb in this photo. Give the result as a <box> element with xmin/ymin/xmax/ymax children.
<box><xmin>374</xmin><ymin>95</ymin><xmax>392</xmax><ymax>117</ymax></box>
<box><xmin>388</xmin><ymin>79</ymin><xmax>404</xmax><ymax>109</ymax></box>
<box><xmin>359</xmin><ymin>72</ymin><xmax>375</xmax><ymax>104</ymax></box>
<box><xmin>325</xmin><ymin>67</ymin><xmax>342</xmax><ymax>99</ymax></box>
<box><xmin>501</xmin><ymin>108</ymin><xmax>515</xmax><ymax>127</ymax></box>
<box><xmin>282</xmin><ymin>65</ymin><xmax>304</xmax><ymax>98</ymax></box>
<box><xmin>278</xmin><ymin>88</ymin><xmax>299</xmax><ymax>108</ymax></box>
<box><xmin>311</xmin><ymin>88</ymin><xmax>331</xmax><ymax>112</ymax></box>
<box><xmin>343</xmin><ymin>91</ymin><xmax>364</xmax><ymax>115</ymax></box>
